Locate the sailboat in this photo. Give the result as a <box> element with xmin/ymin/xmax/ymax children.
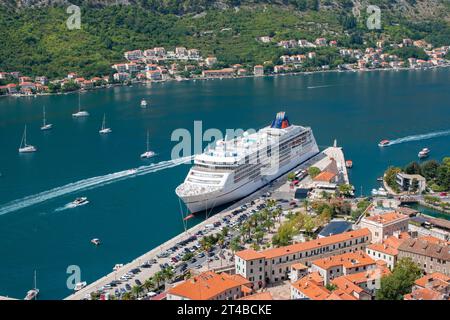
<box><xmin>24</xmin><ymin>270</ymin><xmax>39</xmax><ymax>300</ymax></box>
<box><xmin>140</xmin><ymin>130</ymin><xmax>155</xmax><ymax>159</ymax></box>
<box><xmin>18</xmin><ymin>125</ymin><xmax>37</xmax><ymax>153</ymax></box>
<box><xmin>72</xmin><ymin>93</ymin><xmax>89</xmax><ymax>117</ymax></box>
<box><xmin>40</xmin><ymin>105</ymin><xmax>53</xmax><ymax>130</ymax></box>
<box><xmin>140</xmin><ymin>99</ymin><xmax>148</xmax><ymax>108</ymax></box>
<box><xmin>99</xmin><ymin>113</ymin><xmax>112</xmax><ymax>134</ymax></box>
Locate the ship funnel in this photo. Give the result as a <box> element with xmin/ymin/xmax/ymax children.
<box><xmin>270</xmin><ymin>111</ymin><xmax>290</xmax><ymax>129</ymax></box>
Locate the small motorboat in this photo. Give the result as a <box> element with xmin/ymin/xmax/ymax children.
<box><xmin>378</xmin><ymin>139</ymin><xmax>390</xmax><ymax>147</ymax></box>
<box><xmin>418</xmin><ymin>148</ymin><xmax>430</xmax><ymax>159</ymax></box>
<box><xmin>377</xmin><ymin>177</ymin><xmax>384</xmax><ymax>182</ymax></box>
<box><xmin>126</xmin><ymin>169</ymin><xmax>138</xmax><ymax>175</ymax></box>
<box><xmin>91</xmin><ymin>238</ymin><xmax>101</xmax><ymax>246</ymax></box>
<box><xmin>74</xmin><ymin>281</ymin><xmax>87</xmax><ymax>291</ymax></box>
<box><xmin>70</xmin><ymin>197</ymin><xmax>89</xmax><ymax>207</ymax></box>
<box><xmin>183</xmin><ymin>213</ymin><xmax>195</xmax><ymax>221</ymax></box>
<box><xmin>345</xmin><ymin>160</ymin><xmax>353</xmax><ymax>168</ymax></box>
<box><xmin>140</xmin><ymin>99</ymin><xmax>148</xmax><ymax>108</ymax></box>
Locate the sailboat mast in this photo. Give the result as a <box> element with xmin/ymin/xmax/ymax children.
<box><xmin>102</xmin><ymin>114</ymin><xmax>106</xmax><ymax>130</ymax></box>
<box><xmin>146</xmin><ymin>130</ymin><xmax>149</xmax><ymax>152</ymax></box>
<box><xmin>24</xmin><ymin>125</ymin><xmax>27</xmax><ymax>147</ymax></box>
<box><xmin>78</xmin><ymin>93</ymin><xmax>81</xmax><ymax>112</ymax></box>
<box><xmin>42</xmin><ymin>106</ymin><xmax>46</xmax><ymax>126</ymax></box>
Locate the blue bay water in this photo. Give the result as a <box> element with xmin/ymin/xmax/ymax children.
<box><xmin>0</xmin><ymin>68</ymin><xmax>449</xmax><ymax>299</ymax></box>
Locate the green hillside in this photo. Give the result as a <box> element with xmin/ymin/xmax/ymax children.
<box><xmin>0</xmin><ymin>1</ymin><xmax>449</xmax><ymax>79</ymax></box>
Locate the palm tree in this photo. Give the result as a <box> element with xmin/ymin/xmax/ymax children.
<box><xmin>162</xmin><ymin>266</ymin><xmax>175</xmax><ymax>285</ymax></box>
<box><xmin>153</xmin><ymin>271</ymin><xmax>164</xmax><ymax>290</ymax></box>
<box><xmin>131</xmin><ymin>285</ymin><xmax>143</xmax><ymax>299</ymax></box>
<box><xmin>143</xmin><ymin>278</ymin><xmax>154</xmax><ymax>292</ymax></box>
<box><xmin>122</xmin><ymin>292</ymin><xmax>133</xmax><ymax>300</ymax></box>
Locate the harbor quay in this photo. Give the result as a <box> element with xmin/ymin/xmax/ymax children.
<box><xmin>66</xmin><ymin>146</ymin><xmax>348</xmax><ymax>300</ymax></box>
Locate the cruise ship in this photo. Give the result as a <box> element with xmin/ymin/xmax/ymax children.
<box><xmin>175</xmin><ymin>112</ymin><xmax>319</xmax><ymax>213</ymax></box>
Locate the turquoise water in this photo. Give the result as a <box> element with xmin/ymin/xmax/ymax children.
<box><xmin>409</xmin><ymin>203</ymin><xmax>450</xmax><ymax>220</ymax></box>
<box><xmin>0</xmin><ymin>68</ymin><xmax>449</xmax><ymax>299</ymax></box>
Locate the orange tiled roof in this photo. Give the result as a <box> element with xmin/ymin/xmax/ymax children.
<box><xmin>312</xmin><ymin>251</ymin><xmax>375</xmax><ymax>270</ymax></box>
<box><xmin>238</xmin><ymin>292</ymin><xmax>273</xmax><ymax>300</ymax></box>
<box><xmin>291</xmin><ymin>262</ymin><xmax>308</xmax><ymax>270</ymax></box>
<box><xmin>404</xmin><ymin>287</ymin><xmax>444</xmax><ymax>300</ymax></box>
<box><xmin>235</xmin><ymin>249</ymin><xmax>265</xmax><ymax>261</ymax></box>
<box><xmin>313</xmin><ymin>171</ymin><xmax>336</xmax><ymax>182</ymax></box>
<box><xmin>367</xmin><ymin>243</ymin><xmax>398</xmax><ymax>256</ymax></box>
<box><xmin>365</xmin><ymin>212</ymin><xmax>408</xmax><ymax>225</ymax></box>
<box><xmin>414</xmin><ymin>272</ymin><xmax>450</xmax><ymax>289</ymax></box>
<box><xmin>331</xmin><ymin>276</ymin><xmax>364</xmax><ymax>295</ymax></box>
<box><xmin>343</xmin><ymin>265</ymin><xmax>391</xmax><ymax>285</ymax></box>
<box><xmin>168</xmin><ymin>271</ymin><xmax>251</xmax><ymax>300</ymax></box>
<box><xmin>291</xmin><ymin>272</ymin><xmax>330</xmax><ymax>300</ymax></box>
<box><xmin>260</xmin><ymin>228</ymin><xmax>370</xmax><ymax>260</ymax></box>
<box><xmin>326</xmin><ymin>289</ymin><xmax>357</xmax><ymax>300</ymax></box>
<box><xmin>418</xmin><ymin>235</ymin><xmax>449</xmax><ymax>246</ymax></box>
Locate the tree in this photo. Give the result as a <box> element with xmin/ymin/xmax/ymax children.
<box><xmin>376</xmin><ymin>258</ymin><xmax>422</xmax><ymax>300</ymax></box>
<box><xmin>153</xmin><ymin>271</ymin><xmax>164</xmax><ymax>289</ymax></box>
<box><xmin>143</xmin><ymin>278</ymin><xmax>154</xmax><ymax>292</ymax></box>
<box><xmin>230</xmin><ymin>237</ymin><xmax>242</xmax><ymax>253</ymax></box>
<box><xmin>420</xmin><ymin>160</ymin><xmax>439</xmax><ymax>180</ymax></box>
<box><xmin>404</xmin><ymin>162</ymin><xmax>421</xmax><ymax>175</ymax></box>
<box><xmin>384</xmin><ymin>166</ymin><xmax>402</xmax><ymax>193</ymax></box>
<box><xmin>338</xmin><ymin>184</ymin><xmax>354</xmax><ymax>197</ymax></box>
<box><xmin>131</xmin><ymin>285</ymin><xmax>142</xmax><ymax>299</ymax></box>
<box><xmin>308</xmin><ymin>166</ymin><xmax>321</xmax><ymax>178</ymax></box>
<box><xmin>287</xmin><ymin>172</ymin><xmax>296</xmax><ymax>181</ymax></box>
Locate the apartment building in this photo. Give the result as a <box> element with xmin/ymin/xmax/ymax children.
<box><xmin>398</xmin><ymin>238</ymin><xmax>450</xmax><ymax>275</ymax></box>
<box><xmin>310</xmin><ymin>251</ymin><xmax>376</xmax><ymax>285</ymax></box>
<box><xmin>235</xmin><ymin>228</ymin><xmax>371</xmax><ymax>289</ymax></box>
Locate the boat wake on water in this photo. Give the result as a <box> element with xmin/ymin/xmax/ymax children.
<box><xmin>0</xmin><ymin>156</ymin><xmax>194</xmax><ymax>216</ymax></box>
<box><xmin>387</xmin><ymin>129</ymin><xmax>450</xmax><ymax>146</ymax></box>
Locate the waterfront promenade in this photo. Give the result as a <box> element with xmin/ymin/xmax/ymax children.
<box><xmin>66</xmin><ymin>146</ymin><xmax>345</xmax><ymax>300</ymax></box>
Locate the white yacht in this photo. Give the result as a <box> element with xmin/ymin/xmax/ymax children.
<box><xmin>72</xmin><ymin>94</ymin><xmax>89</xmax><ymax>117</ymax></box>
<box><xmin>70</xmin><ymin>197</ymin><xmax>89</xmax><ymax>207</ymax></box>
<box><xmin>18</xmin><ymin>125</ymin><xmax>37</xmax><ymax>153</ymax></box>
<box><xmin>140</xmin><ymin>130</ymin><xmax>155</xmax><ymax>159</ymax></box>
<box><xmin>140</xmin><ymin>99</ymin><xmax>148</xmax><ymax>108</ymax></box>
<box><xmin>40</xmin><ymin>105</ymin><xmax>53</xmax><ymax>130</ymax></box>
<box><xmin>99</xmin><ymin>113</ymin><xmax>112</xmax><ymax>134</ymax></box>
<box><xmin>176</xmin><ymin>112</ymin><xmax>319</xmax><ymax>213</ymax></box>
<box><xmin>418</xmin><ymin>148</ymin><xmax>430</xmax><ymax>159</ymax></box>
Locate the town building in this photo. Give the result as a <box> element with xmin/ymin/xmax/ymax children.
<box><xmin>205</xmin><ymin>56</ymin><xmax>218</xmax><ymax>67</ymax></box>
<box><xmin>397</xmin><ymin>238</ymin><xmax>450</xmax><ymax>275</ymax></box>
<box><xmin>202</xmin><ymin>68</ymin><xmax>235</xmax><ymax>78</ymax></box>
<box><xmin>310</xmin><ymin>251</ymin><xmax>376</xmax><ymax>285</ymax></box>
<box><xmin>360</xmin><ymin>211</ymin><xmax>409</xmax><ymax>243</ymax></box>
<box><xmin>290</xmin><ymin>272</ymin><xmax>329</xmax><ymax>300</ymax></box>
<box><xmin>366</xmin><ymin>232</ymin><xmax>410</xmax><ymax>269</ymax></box>
<box><xmin>235</xmin><ymin>228</ymin><xmax>371</xmax><ymax>289</ymax></box>
<box><xmin>253</xmin><ymin>65</ymin><xmax>264</xmax><ymax>77</ymax></box>
<box><xmin>166</xmin><ymin>271</ymin><xmax>252</xmax><ymax>300</ymax></box>
<box><xmin>395</xmin><ymin>172</ymin><xmax>427</xmax><ymax>193</ymax></box>
<box><xmin>124</xmin><ymin>49</ymin><xmax>143</xmax><ymax>61</ymax></box>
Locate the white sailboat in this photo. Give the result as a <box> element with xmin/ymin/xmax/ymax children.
<box><xmin>140</xmin><ymin>130</ymin><xmax>155</xmax><ymax>159</ymax></box>
<box><xmin>18</xmin><ymin>125</ymin><xmax>37</xmax><ymax>153</ymax></box>
<box><xmin>140</xmin><ymin>99</ymin><xmax>148</xmax><ymax>108</ymax></box>
<box><xmin>72</xmin><ymin>93</ymin><xmax>89</xmax><ymax>117</ymax></box>
<box><xmin>24</xmin><ymin>270</ymin><xmax>39</xmax><ymax>300</ymax></box>
<box><xmin>99</xmin><ymin>113</ymin><xmax>112</xmax><ymax>134</ymax></box>
<box><xmin>40</xmin><ymin>105</ymin><xmax>53</xmax><ymax>130</ymax></box>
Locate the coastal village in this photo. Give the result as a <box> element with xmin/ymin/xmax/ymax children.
<box><xmin>0</xmin><ymin>38</ymin><xmax>449</xmax><ymax>97</ymax></box>
<box><xmin>61</xmin><ymin>144</ymin><xmax>449</xmax><ymax>301</ymax></box>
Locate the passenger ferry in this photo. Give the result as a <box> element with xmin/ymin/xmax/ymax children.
<box><xmin>175</xmin><ymin>112</ymin><xmax>319</xmax><ymax>213</ymax></box>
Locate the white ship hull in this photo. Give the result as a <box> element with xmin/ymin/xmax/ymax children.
<box><xmin>178</xmin><ymin>144</ymin><xmax>319</xmax><ymax>213</ymax></box>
